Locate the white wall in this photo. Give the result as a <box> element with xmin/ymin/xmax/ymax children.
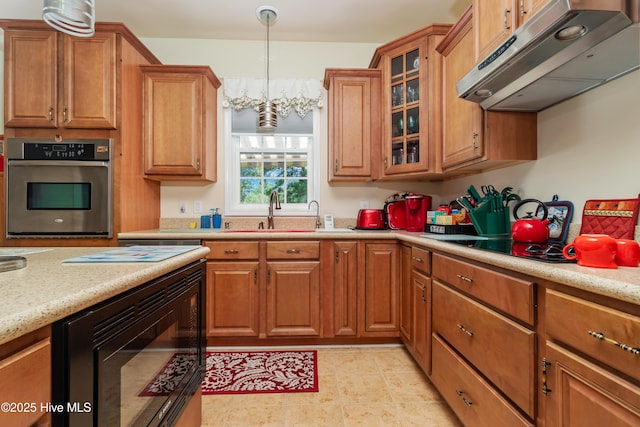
<box><xmin>439</xmin><ymin>69</ymin><xmax>640</xmax><ymax>221</ymax></box>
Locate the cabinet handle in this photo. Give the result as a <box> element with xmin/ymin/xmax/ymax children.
<box><xmin>472</xmin><ymin>132</ymin><xmax>479</xmax><ymax>149</ymax></box>
<box><xmin>48</xmin><ymin>106</ymin><xmax>54</xmax><ymax>121</ymax></box>
<box><xmin>63</xmin><ymin>107</ymin><xmax>68</xmax><ymax>123</ymax></box>
<box><xmin>224</xmin><ymin>249</ymin><xmax>239</xmax><ymax>254</ymax></box>
<box><xmin>286</xmin><ymin>248</ymin><xmax>301</xmax><ymax>254</ymax></box>
<box><xmin>196</xmin><ymin>158</ymin><xmax>201</xmax><ymax>171</ymax></box>
<box><xmin>456</xmin><ymin>274</ymin><xmax>473</xmax><ymax>283</ymax></box>
<box><xmin>504</xmin><ymin>8</ymin><xmax>511</xmax><ymax>30</ymax></box>
<box><xmin>254</xmin><ymin>269</ymin><xmax>257</xmax><ymax>283</ymax></box>
<box><xmin>541</xmin><ymin>358</ymin><xmax>552</xmax><ymax>395</ymax></box>
<box><xmin>455</xmin><ymin>390</ymin><xmax>473</xmax><ymax>406</ymax></box>
<box><xmin>267</xmin><ymin>268</ymin><xmax>271</xmax><ymax>283</ymax></box>
<box><xmin>456</xmin><ymin>323</ymin><xmax>474</xmax><ymax>337</ymax></box>
<box><xmin>519</xmin><ymin>0</ymin><xmax>526</xmax><ymax>16</ymax></box>
<box><xmin>412</xmin><ymin>256</ymin><xmax>423</xmax><ymax>263</ymax></box>
<box><xmin>384</xmin><ymin>157</ymin><xmax>388</xmax><ymax>169</ymax></box>
<box><xmin>335</xmin><ymin>250</ymin><xmax>340</xmax><ymax>263</ymax></box>
<box><xmin>588</xmin><ymin>331</ymin><xmax>640</xmax><ymax>356</ymax></box>
<box><xmin>335</xmin><ymin>159</ymin><xmax>338</xmax><ymax>173</ymax></box>
<box><xmin>421</xmin><ymin>285</ymin><xmax>426</xmax><ymax>302</ymax></box>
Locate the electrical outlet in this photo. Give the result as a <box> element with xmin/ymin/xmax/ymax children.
<box><xmin>179</xmin><ymin>200</ymin><xmax>187</xmax><ymax>214</ymax></box>
<box><xmin>193</xmin><ymin>200</ymin><xmax>203</xmax><ymax>213</ymax></box>
<box><xmin>360</xmin><ymin>200</ymin><xmax>370</xmax><ymax>209</ymax></box>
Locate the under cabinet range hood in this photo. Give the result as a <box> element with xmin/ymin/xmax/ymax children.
<box><xmin>457</xmin><ymin>0</ymin><xmax>640</xmax><ymax>111</ymax></box>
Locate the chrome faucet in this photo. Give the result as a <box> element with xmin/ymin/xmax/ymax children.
<box><xmin>308</xmin><ymin>200</ymin><xmax>321</xmax><ymax>229</ymax></box>
<box><xmin>267</xmin><ymin>190</ymin><xmax>281</xmax><ymax>229</ymax></box>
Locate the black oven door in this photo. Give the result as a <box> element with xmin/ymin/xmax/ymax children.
<box><xmin>52</xmin><ymin>261</ymin><xmax>206</xmax><ymax>427</ymax></box>
<box><xmin>6</xmin><ymin>160</ymin><xmax>111</xmax><ymax>237</ymax></box>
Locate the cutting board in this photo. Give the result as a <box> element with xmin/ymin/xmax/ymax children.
<box><xmin>63</xmin><ymin>246</ymin><xmax>201</xmax><ymax>263</ymax></box>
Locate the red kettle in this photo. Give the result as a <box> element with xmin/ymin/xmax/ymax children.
<box><xmin>511</xmin><ymin>199</ymin><xmax>553</xmax><ymax>243</ymax></box>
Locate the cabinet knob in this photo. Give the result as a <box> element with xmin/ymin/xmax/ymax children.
<box><xmin>286</xmin><ymin>248</ymin><xmax>301</xmax><ymax>254</ymax></box>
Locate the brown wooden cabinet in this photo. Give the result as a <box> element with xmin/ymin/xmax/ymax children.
<box><xmin>1</xmin><ymin>20</ymin><xmax>162</xmax><ymax>246</ymax></box>
<box><xmin>436</xmin><ymin>6</ymin><xmax>537</xmax><ymax>175</ymax></box>
<box><xmin>370</xmin><ymin>25</ymin><xmax>450</xmax><ymax>179</ymax></box>
<box><xmin>332</xmin><ymin>241</ymin><xmax>359</xmax><ymax>336</ymax></box>
<box><xmin>3</xmin><ymin>26</ymin><xmax>116</xmax><ymax>129</ymax></box>
<box><xmin>432</xmin><ymin>252</ymin><xmax>537</xmax><ymax>424</ymax></box>
<box><xmin>474</xmin><ymin>0</ymin><xmax>517</xmax><ymax>61</ymax></box>
<box><xmin>205</xmin><ymin>241</ymin><xmax>260</xmax><ymax>337</ymax></box>
<box><xmin>141</xmin><ymin>65</ymin><xmax>220</xmax><ymax>182</ymax></box>
<box><xmin>323</xmin><ymin>69</ymin><xmax>381</xmax><ymax>182</ymax></box>
<box><xmin>399</xmin><ymin>245</ymin><xmax>413</xmax><ymax>344</ymax></box>
<box><xmin>543</xmin><ymin>288</ymin><xmax>640</xmax><ymax>426</ymax></box>
<box><xmin>0</xmin><ymin>327</ymin><xmax>51</xmax><ymax>427</ymax></box>
<box><xmin>361</xmin><ymin>241</ymin><xmax>399</xmax><ymax>336</ymax></box>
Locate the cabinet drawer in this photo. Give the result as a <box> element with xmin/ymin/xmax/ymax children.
<box><xmin>266</xmin><ymin>241</ymin><xmax>320</xmax><ymax>259</ymax></box>
<box><xmin>433</xmin><ymin>282</ymin><xmax>536</xmax><ymax>417</ymax></box>
<box><xmin>411</xmin><ymin>246</ymin><xmax>431</xmax><ymax>274</ymax></box>
<box><xmin>431</xmin><ymin>334</ymin><xmax>534</xmax><ymax>427</ymax></box>
<box><xmin>432</xmin><ymin>253</ymin><xmax>535</xmax><ymax>325</ymax></box>
<box><xmin>0</xmin><ymin>337</ymin><xmax>51</xmax><ymax>427</ymax></box>
<box><xmin>546</xmin><ymin>289</ymin><xmax>640</xmax><ymax>382</ymax></box>
<box><xmin>205</xmin><ymin>241</ymin><xmax>259</xmax><ymax>260</ymax></box>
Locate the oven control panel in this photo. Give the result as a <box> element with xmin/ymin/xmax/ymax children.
<box><xmin>6</xmin><ymin>138</ymin><xmax>111</xmax><ymax>161</ymax></box>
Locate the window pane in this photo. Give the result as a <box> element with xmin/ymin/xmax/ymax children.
<box><xmin>237</xmin><ymin>135</ymin><xmax>261</xmax><ymax>149</ymax></box>
<box><xmin>286</xmin><ymin>179</ymin><xmax>308</xmax><ymax>203</ymax></box>
<box><xmin>286</xmin><ymin>154</ymin><xmax>307</xmax><ymax>178</ymax></box>
<box><xmin>286</xmin><ymin>136</ymin><xmax>310</xmax><ymax>150</ymax></box>
<box><xmin>264</xmin><ymin>154</ymin><xmax>285</xmax><ymax>178</ymax></box>
<box><xmin>264</xmin><ymin>179</ymin><xmax>284</xmax><ymax>199</ymax></box>
<box><xmin>240</xmin><ymin>178</ymin><xmax>262</xmax><ymax>203</ymax></box>
<box><xmin>240</xmin><ymin>153</ymin><xmax>263</xmax><ymax>177</ymax></box>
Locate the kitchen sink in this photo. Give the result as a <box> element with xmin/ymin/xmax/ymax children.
<box><xmin>223</xmin><ymin>229</ymin><xmax>315</xmax><ymax>233</ymax></box>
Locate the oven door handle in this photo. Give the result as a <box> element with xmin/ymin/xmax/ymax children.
<box><xmin>7</xmin><ymin>160</ymin><xmax>110</xmax><ymax>167</ymax></box>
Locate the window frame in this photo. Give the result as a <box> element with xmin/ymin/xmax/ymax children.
<box><xmin>223</xmin><ymin>108</ymin><xmax>320</xmax><ymax>216</ymax></box>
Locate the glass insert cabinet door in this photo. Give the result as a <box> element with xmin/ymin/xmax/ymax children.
<box><xmin>386</xmin><ymin>46</ymin><xmax>426</xmax><ymax>173</ymax></box>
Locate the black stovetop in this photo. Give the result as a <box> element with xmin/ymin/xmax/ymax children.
<box><xmin>450</xmin><ymin>238</ymin><xmax>576</xmax><ymax>263</ymax></box>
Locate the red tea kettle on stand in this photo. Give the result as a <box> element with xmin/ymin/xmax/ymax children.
<box><xmin>511</xmin><ymin>199</ymin><xmax>554</xmax><ymax>243</ymax></box>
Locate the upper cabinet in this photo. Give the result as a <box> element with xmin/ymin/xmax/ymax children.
<box><xmin>323</xmin><ymin>68</ymin><xmax>381</xmax><ymax>182</ymax></box>
<box><xmin>474</xmin><ymin>0</ymin><xmax>549</xmax><ymax>60</ymax></box>
<box><xmin>370</xmin><ymin>25</ymin><xmax>451</xmax><ymax>179</ymax></box>
<box><xmin>437</xmin><ymin>6</ymin><xmax>537</xmax><ymax>173</ymax></box>
<box><xmin>141</xmin><ymin>65</ymin><xmax>221</xmax><ymax>182</ymax></box>
<box><xmin>3</xmin><ymin>27</ymin><xmax>116</xmax><ymax>129</ymax></box>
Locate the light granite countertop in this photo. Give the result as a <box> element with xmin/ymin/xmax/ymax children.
<box><xmin>0</xmin><ymin>246</ymin><xmax>210</xmax><ymax>346</ymax></box>
<box><xmin>120</xmin><ymin>228</ymin><xmax>640</xmax><ymax>306</ymax></box>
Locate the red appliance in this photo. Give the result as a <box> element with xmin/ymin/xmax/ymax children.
<box><xmin>405</xmin><ymin>194</ymin><xmax>432</xmax><ymax>232</ymax></box>
<box><xmin>385</xmin><ymin>200</ymin><xmax>406</xmax><ymax>229</ymax></box>
<box><xmin>356</xmin><ymin>209</ymin><xmax>387</xmax><ymax>229</ymax></box>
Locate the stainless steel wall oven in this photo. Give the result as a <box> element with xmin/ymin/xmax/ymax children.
<box><xmin>51</xmin><ymin>260</ymin><xmax>206</xmax><ymax>427</ymax></box>
<box><xmin>5</xmin><ymin>137</ymin><xmax>112</xmax><ymax>238</ymax></box>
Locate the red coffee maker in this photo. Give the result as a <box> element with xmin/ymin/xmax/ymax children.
<box><xmin>405</xmin><ymin>194</ymin><xmax>432</xmax><ymax>232</ymax></box>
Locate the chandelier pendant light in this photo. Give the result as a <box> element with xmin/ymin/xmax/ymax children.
<box><xmin>43</xmin><ymin>0</ymin><xmax>95</xmax><ymax>38</ymax></box>
<box><xmin>256</xmin><ymin>5</ymin><xmax>279</xmax><ymax>133</ymax></box>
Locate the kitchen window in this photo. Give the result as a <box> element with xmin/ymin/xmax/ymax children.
<box><xmin>224</xmin><ymin>108</ymin><xmax>320</xmax><ymax>216</ymax></box>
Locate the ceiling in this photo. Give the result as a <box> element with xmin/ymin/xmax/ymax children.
<box><xmin>0</xmin><ymin>1</ymin><xmax>470</xmax><ymax>43</ymax></box>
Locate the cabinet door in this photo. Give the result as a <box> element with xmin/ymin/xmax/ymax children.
<box><xmin>544</xmin><ymin>341</ymin><xmax>640</xmax><ymax>427</ymax></box>
<box><xmin>412</xmin><ymin>270</ymin><xmax>431</xmax><ymax>373</ymax></box>
<box><xmin>206</xmin><ymin>262</ymin><xmax>260</xmax><ymax>337</ymax></box>
<box><xmin>382</xmin><ymin>40</ymin><xmax>430</xmax><ymax>175</ymax></box>
<box><xmin>399</xmin><ymin>245</ymin><xmax>413</xmax><ymax>344</ymax></box>
<box><xmin>440</xmin><ymin>16</ymin><xmax>484</xmax><ymax>169</ymax></box>
<box><xmin>333</xmin><ymin>241</ymin><xmax>359</xmax><ymax>336</ymax></box>
<box><xmin>4</xmin><ymin>29</ymin><xmax>58</xmax><ymax>128</ymax></box>
<box><xmin>518</xmin><ymin>0</ymin><xmax>549</xmax><ymax>26</ymax></box>
<box><xmin>266</xmin><ymin>261</ymin><xmax>321</xmax><ymax>336</ymax></box>
<box><xmin>325</xmin><ymin>69</ymin><xmax>381</xmax><ymax>181</ymax></box>
<box><xmin>142</xmin><ymin>66</ymin><xmax>219</xmax><ymax>181</ymax></box>
<box><xmin>362</xmin><ymin>243</ymin><xmax>399</xmax><ymax>335</ymax></box>
<box><xmin>474</xmin><ymin>0</ymin><xmax>517</xmax><ymax>61</ymax></box>
<box><xmin>62</xmin><ymin>32</ymin><xmax>117</xmax><ymax>128</ymax></box>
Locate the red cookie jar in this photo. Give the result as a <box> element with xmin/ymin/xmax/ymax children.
<box><xmin>562</xmin><ymin>234</ymin><xmax>618</xmax><ymax>268</ymax></box>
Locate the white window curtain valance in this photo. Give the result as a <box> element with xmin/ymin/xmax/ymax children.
<box><xmin>222</xmin><ymin>78</ymin><xmax>324</xmax><ymax>118</ymax></box>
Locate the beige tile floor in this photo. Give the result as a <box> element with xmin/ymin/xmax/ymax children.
<box><xmin>201</xmin><ymin>345</ymin><xmax>463</xmax><ymax>427</ymax></box>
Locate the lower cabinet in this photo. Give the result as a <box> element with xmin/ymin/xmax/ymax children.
<box><xmin>266</xmin><ymin>260</ymin><xmax>321</xmax><ymax>336</ymax></box>
<box><xmin>333</xmin><ymin>241</ymin><xmax>359</xmax><ymax>336</ymax></box>
<box><xmin>0</xmin><ymin>327</ymin><xmax>51</xmax><ymax>427</ymax></box>
<box><xmin>432</xmin><ymin>252</ymin><xmax>536</xmax><ymax>424</ymax></box>
<box><xmin>361</xmin><ymin>241</ymin><xmax>400</xmax><ymax>336</ymax></box>
<box><xmin>543</xmin><ymin>288</ymin><xmax>640</xmax><ymax>426</ymax></box>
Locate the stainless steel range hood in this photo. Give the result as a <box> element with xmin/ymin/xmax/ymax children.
<box><xmin>457</xmin><ymin>0</ymin><xmax>640</xmax><ymax>111</ymax></box>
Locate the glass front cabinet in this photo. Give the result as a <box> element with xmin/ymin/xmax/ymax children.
<box><xmin>371</xmin><ymin>25</ymin><xmax>450</xmax><ymax>178</ymax></box>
